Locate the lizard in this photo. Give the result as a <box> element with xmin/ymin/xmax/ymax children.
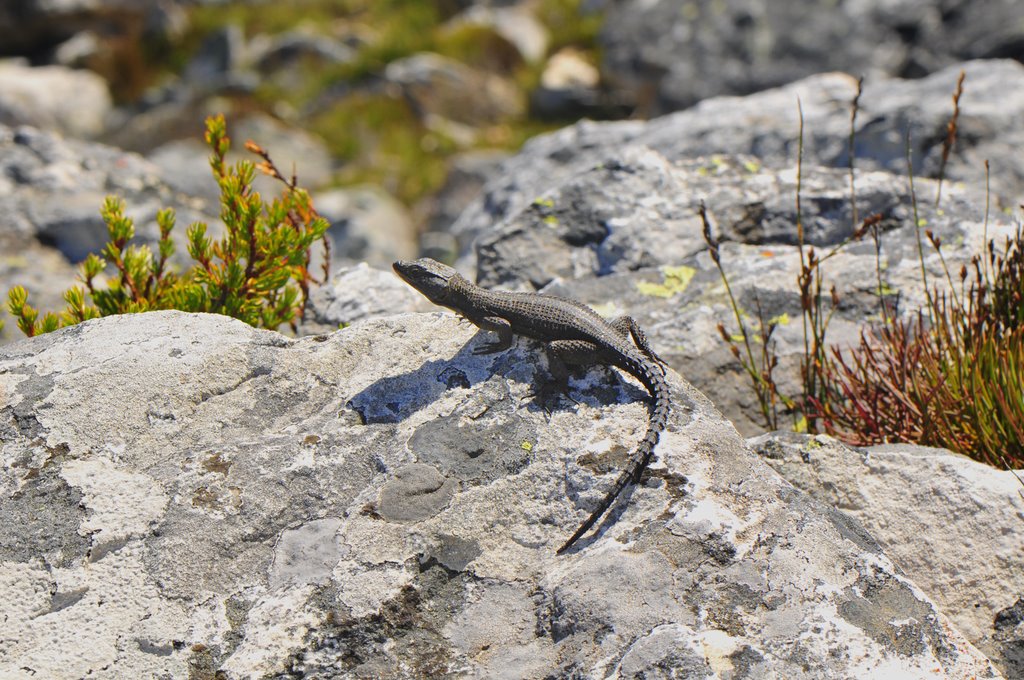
<box><xmin>393</xmin><ymin>257</ymin><xmax>671</xmax><ymax>554</ymax></box>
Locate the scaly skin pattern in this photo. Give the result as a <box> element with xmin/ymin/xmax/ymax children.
<box><xmin>393</xmin><ymin>258</ymin><xmax>671</xmax><ymax>554</ymax></box>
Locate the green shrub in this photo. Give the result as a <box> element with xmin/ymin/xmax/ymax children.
<box><xmin>820</xmin><ymin>227</ymin><xmax>1024</xmax><ymax>467</ymax></box>
<box><xmin>7</xmin><ymin>114</ymin><xmax>329</xmax><ymax>337</ymax></box>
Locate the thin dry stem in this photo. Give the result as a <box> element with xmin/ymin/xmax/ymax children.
<box><xmin>935</xmin><ymin>69</ymin><xmax>966</xmax><ymax>206</ymax></box>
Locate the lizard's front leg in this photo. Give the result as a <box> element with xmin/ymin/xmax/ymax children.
<box><xmin>471</xmin><ymin>316</ymin><xmax>514</xmax><ymax>354</ymax></box>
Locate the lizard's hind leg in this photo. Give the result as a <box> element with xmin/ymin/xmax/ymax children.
<box><xmin>533</xmin><ymin>339</ymin><xmax>604</xmax><ymax>407</ymax></box>
<box><xmin>609</xmin><ymin>316</ymin><xmax>666</xmax><ymax>372</ymax></box>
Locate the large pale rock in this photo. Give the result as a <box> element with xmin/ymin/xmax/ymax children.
<box><xmin>0</xmin><ymin>311</ymin><xmax>1001</xmax><ymax>678</ymax></box>
<box><xmin>751</xmin><ymin>434</ymin><xmax>1024</xmax><ymax>679</ymax></box>
<box><xmin>0</xmin><ymin>62</ymin><xmax>112</xmax><ymax>139</ymax></box>
<box><xmin>437</xmin><ymin>63</ymin><xmax>1020</xmax><ymax>434</ymax></box>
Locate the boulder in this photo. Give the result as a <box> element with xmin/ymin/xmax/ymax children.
<box><xmin>751</xmin><ymin>433</ymin><xmax>1024</xmax><ymax>679</ymax></box>
<box><xmin>599</xmin><ymin>0</ymin><xmax>1024</xmax><ymax>114</ymax></box>
<box><xmin>0</xmin><ymin>122</ymin><xmax>217</xmax><ymax>330</ymax></box>
<box><xmin>313</xmin><ymin>185</ymin><xmax>417</xmax><ymax>269</ymax></box>
<box><xmin>438</xmin><ymin>61</ymin><xmax>1024</xmax><ymax>436</ymax></box>
<box><xmin>300</xmin><ymin>263</ymin><xmax>435</xmax><ymax>336</ymax></box>
<box><xmin>453</xmin><ymin>59</ymin><xmax>1024</xmax><ymax>252</ymax></box>
<box><xmin>384</xmin><ymin>52</ymin><xmax>525</xmax><ymax>128</ymax></box>
<box><xmin>0</xmin><ymin>121</ymin><xmax>216</xmax><ymax>253</ymax></box>
<box><xmin>451</xmin><ymin>142</ymin><xmax>1015</xmax><ymax>434</ymax></box>
<box><xmin>0</xmin><ymin>310</ymin><xmax>1001</xmax><ymax>677</ymax></box>
<box><xmin>0</xmin><ymin>62</ymin><xmax>112</xmax><ymax>139</ymax></box>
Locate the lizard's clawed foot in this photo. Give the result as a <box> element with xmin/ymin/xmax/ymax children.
<box><xmin>528</xmin><ymin>375</ymin><xmax>578</xmax><ymax>411</ymax></box>
<box><xmin>472</xmin><ymin>342</ymin><xmax>503</xmax><ymax>355</ymax></box>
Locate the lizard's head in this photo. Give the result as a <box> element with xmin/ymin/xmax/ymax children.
<box><xmin>393</xmin><ymin>258</ymin><xmax>458</xmax><ymax>305</ymax></box>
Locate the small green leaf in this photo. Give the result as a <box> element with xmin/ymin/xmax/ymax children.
<box><xmin>82</xmin><ymin>254</ymin><xmax>106</xmax><ymax>282</ymax></box>
<box><xmin>39</xmin><ymin>313</ymin><xmax>60</xmax><ymax>334</ymax></box>
<box><xmin>7</xmin><ymin>285</ymin><xmax>27</xmax><ymax>312</ymax></box>
<box><xmin>63</xmin><ymin>286</ymin><xmax>84</xmax><ymax>308</ymax></box>
<box><xmin>156</xmin><ymin>208</ymin><xmax>176</xmax><ymax>236</ymax></box>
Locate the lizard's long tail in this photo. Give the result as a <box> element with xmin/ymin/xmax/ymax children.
<box><xmin>556</xmin><ymin>360</ymin><xmax>670</xmax><ymax>554</ymax></box>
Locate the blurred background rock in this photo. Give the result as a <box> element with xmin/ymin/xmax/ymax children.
<box><xmin>0</xmin><ymin>0</ymin><xmax>603</xmax><ymax>270</ymax></box>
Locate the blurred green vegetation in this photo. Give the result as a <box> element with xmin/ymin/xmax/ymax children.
<box><xmin>159</xmin><ymin>0</ymin><xmax>605</xmax><ymax>208</ymax></box>
<box><xmin>189</xmin><ymin>0</ymin><xmax>450</xmax><ymax>42</ymax></box>
<box><xmin>537</xmin><ymin>0</ymin><xmax>604</xmax><ymax>53</ymax></box>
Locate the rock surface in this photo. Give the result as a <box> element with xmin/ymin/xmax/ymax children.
<box><xmin>0</xmin><ymin>311</ymin><xmax>1001</xmax><ymax>678</ymax></box>
<box><xmin>454</xmin><ymin>59</ymin><xmax>1024</xmax><ymax>253</ymax></box>
<box><xmin>0</xmin><ymin>62</ymin><xmax>112</xmax><ymax>139</ymax></box>
<box><xmin>599</xmin><ymin>0</ymin><xmax>1024</xmax><ymax>114</ymax></box>
<box><xmin>452</xmin><ymin>140</ymin><xmax>1015</xmax><ymax>435</ymax></box>
<box><xmin>751</xmin><ymin>433</ymin><xmax>1024</xmax><ymax>679</ymax></box>
<box><xmin>299</xmin><ymin>263</ymin><xmax>435</xmax><ymax>336</ymax></box>
<box><xmin>313</xmin><ymin>185</ymin><xmax>418</xmax><ymax>269</ymax></box>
